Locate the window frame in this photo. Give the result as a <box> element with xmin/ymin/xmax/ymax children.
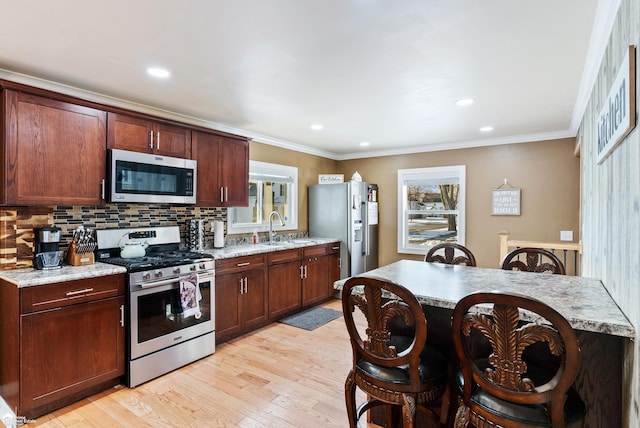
<box><xmin>397</xmin><ymin>165</ymin><xmax>466</xmax><ymax>255</ymax></box>
<box><xmin>227</xmin><ymin>160</ymin><xmax>298</xmax><ymax>235</ymax></box>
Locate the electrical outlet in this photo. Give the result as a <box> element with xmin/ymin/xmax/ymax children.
<box><xmin>560</xmin><ymin>230</ymin><xmax>573</xmax><ymax>241</ymax></box>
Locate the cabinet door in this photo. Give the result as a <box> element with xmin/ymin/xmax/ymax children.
<box><xmin>107</xmin><ymin>113</ymin><xmax>154</xmax><ymax>153</ymax></box>
<box><xmin>4</xmin><ymin>91</ymin><xmax>106</xmax><ymax>205</ymax></box>
<box><xmin>192</xmin><ymin>131</ymin><xmax>222</xmax><ymax>206</ymax></box>
<box><xmin>268</xmin><ymin>261</ymin><xmax>302</xmax><ymax>320</ymax></box>
<box><xmin>302</xmin><ymin>256</ymin><xmax>329</xmax><ymax>307</ymax></box>
<box><xmin>20</xmin><ymin>296</ymin><xmax>124</xmax><ymax>415</ymax></box>
<box><xmin>153</xmin><ymin>122</ymin><xmax>191</xmax><ymax>158</ymax></box>
<box><xmin>215</xmin><ymin>273</ymin><xmax>242</xmax><ymax>342</ymax></box>
<box><xmin>328</xmin><ymin>243</ymin><xmax>341</xmax><ymax>295</ymax></box>
<box><xmin>241</xmin><ymin>268</ymin><xmax>268</xmax><ymax>331</ymax></box>
<box><xmin>218</xmin><ymin>137</ymin><xmax>249</xmax><ymax>207</ymax></box>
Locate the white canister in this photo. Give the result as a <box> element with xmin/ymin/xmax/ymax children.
<box><xmin>213</xmin><ymin>221</ymin><xmax>225</xmax><ymax>248</ymax></box>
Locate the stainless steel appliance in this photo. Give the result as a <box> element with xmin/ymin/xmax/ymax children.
<box><xmin>109</xmin><ymin>149</ymin><xmax>197</xmax><ymax>204</ymax></box>
<box><xmin>309</xmin><ymin>182</ymin><xmax>378</xmax><ymax>278</ymax></box>
<box><xmin>95</xmin><ymin>226</ymin><xmax>214</xmax><ymax>387</ymax></box>
<box><xmin>33</xmin><ymin>226</ymin><xmax>63</xmax><ymax>269</ymax></box>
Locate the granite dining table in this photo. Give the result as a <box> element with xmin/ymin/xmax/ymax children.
<box><xmin>334</xmin><ymin>260</ymin><xmax>634</xmax><ymax>427</ymax></box>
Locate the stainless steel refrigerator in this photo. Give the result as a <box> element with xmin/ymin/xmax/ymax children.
<box><xmin>309</xmin><ymin>181</ymin><xmax>378</xmax><ymax>278</ymax></box>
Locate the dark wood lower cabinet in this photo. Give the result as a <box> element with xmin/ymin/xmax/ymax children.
<box><xmin>301</xmin><ymin>255</ymin><xmax>329</xmax><ymax>307</ymax></box>
<box><xmin>21</xmin><ymin>296</ymin><xmax>125</xmax><ymax>416</ymax></box>
<box><xmin>215</xmin><ymin>254</ymin><xmax>269</xmax><ymax>344</ymax></box>
<box><xmin>216</xmin><ymin>242</ymin><xmax>341</xmax><ymax>344</ymax></box>
<box><xmin>268</xmin><ymin>260</ymin><xmax>302</xmax><ymax>319</ymax></box>
<box><xmin>0</xmin><ymin>274</ymin><xmax>125</xmax><ymax>419</ymax></box>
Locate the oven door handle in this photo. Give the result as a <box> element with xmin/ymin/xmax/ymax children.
<box><xmin>136</xmin><ymin>272</ymin><xmax>215</xmax><ymax>289</ymax></box>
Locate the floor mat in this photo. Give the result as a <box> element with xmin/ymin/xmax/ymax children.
<box><xmin>278</xmin><ymin>306</ymin><xmax>343</xmax><ymax>331</ymax></box>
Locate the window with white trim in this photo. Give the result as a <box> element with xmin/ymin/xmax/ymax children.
<box><xmin>227</xmin><ymin>161</ymin><xmax>298</xmax><ymax>234</ymax></box>
<box><xmin>397</xmin><ymin>165</ymin><xmax>466</xmax><ymax>254</ymax></box>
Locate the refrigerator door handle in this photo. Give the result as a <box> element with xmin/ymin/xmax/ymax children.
<box><xmin>362</xmin><ymin>201</ymin><xmax>369</xmax><ymax>256</ymax></box>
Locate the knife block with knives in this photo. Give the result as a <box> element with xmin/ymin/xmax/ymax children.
<box><xmin>66</xmin><ymin>226</ymin><xmax>96</xmax><ymax>266</ymax></box>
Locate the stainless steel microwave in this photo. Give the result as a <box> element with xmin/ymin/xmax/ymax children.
<box><xmin>109</xmin><ymin>149</ymin><xmax>197</xmax><ymax>204</ymax></box>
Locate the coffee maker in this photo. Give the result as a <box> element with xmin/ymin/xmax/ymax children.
<box><xmin>33</xmin><ymin>226</ymin><xmax>63</xmax><ymax>269</ymax></box>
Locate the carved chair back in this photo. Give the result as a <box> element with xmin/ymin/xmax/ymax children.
<box><xmin>342</xmin><ymin>275</ymin><xmax>449</xmax><ymax>427</ymax></box>
<box><xmin>451</xmin><ymin>291</ymin><xmax>583</xmax><ymax>427</ymax></box>
<box><xmin>501</xmin><ymin>247</ymin><xmax>566</xmax><ymax>274</ymax></box>
<box><xmin>425</xmin><ymin>243</ymin><xmax>477</xmax><ymax>266</ymax></box>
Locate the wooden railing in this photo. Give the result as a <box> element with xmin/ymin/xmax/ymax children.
<box><xmin>498</xmin><ymin>231</ymin><xmax>583</xmax><ymax>276</ymax></box>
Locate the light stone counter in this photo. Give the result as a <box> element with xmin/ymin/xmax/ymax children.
<box><xmin>0</xmin><ymin>263</ymin><xmax>127</xmax><ymax>288</ymax></box>
<box><xmin>335</xmin><ymin>259</ymin><xmax>634</xmax><ymax>338</ymax></box>
<box><xmin>0</xmin><ymin>238</ymin><xmax>339</xmax><ymax>288</ymax></box>
<box><xmin>204</xmin><ymin>237</ymin><xmax>340</xmax><ymax>260</ymax></box>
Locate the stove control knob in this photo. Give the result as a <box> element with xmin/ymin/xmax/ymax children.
<box><xmin>155</xmin><ymin>271</ymin><xmax>163</xmax><ymax>278</ymax></box>
<box><xmin>143</xmin><ymin>272</ymin><xmax>151</xmax><ymax>281</ymax></box>
<box><xmin>173</xmin><ymin>267</ymin><xmax>182</xmax><ymax>274</ymax></box>
<box><xmin>190</xmin><ymin>264</ymin><xmax>197</xmax><ymax>272</ymax></box>
<box><xmin>199</xmin><ymin>263</ymin><xmax>206</xmax><ymax>270</ymax></box>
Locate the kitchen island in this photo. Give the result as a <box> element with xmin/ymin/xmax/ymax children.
<box><xmin>335</xmin><ymin>260</ymin><xmax>634</xmax><ymax>427</ymax></box>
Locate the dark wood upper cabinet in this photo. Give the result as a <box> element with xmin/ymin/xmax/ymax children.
<box><xmin>107</xmin><ymin>112</ymin><xmax>191</xmax><ymax>158</ymax></box>
<box><xmin>2</xmin><ymin>90</ymin><xmax>107</xmax><ymax>205</ymax></box>
<box><xmin>192</xmin><ymin>130</ymin><xmax>249</xmax><ymax>207</ymax></box>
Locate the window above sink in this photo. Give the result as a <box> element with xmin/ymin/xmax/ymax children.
<box><xmin>227</xmin><ymin>161</ymin><xmax>298</xmax><ymax>235</ymax></box>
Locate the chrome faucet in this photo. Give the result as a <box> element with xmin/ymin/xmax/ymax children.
<box><xmin>268</xmin><ymin>211</ymin><xmax>286</xmax><ymax>244</ymax></box>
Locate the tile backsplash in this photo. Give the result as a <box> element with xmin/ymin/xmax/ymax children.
<box><xmin>1</xmin><ymin>204</ymin><xmax>227</xmax><ymax>270</ymax></box>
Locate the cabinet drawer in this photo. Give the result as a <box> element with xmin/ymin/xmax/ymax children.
<box><xmin>216</xmin><ymin>254</ymin><xmax>266</xmax><ymax>276</ymax></box>
<box><xmin>21</xmin><ymin>274</ymin><xmax>125</xmax><ymax>313</ymax></box>
<box><xmin>303</xmin><ymin>244</ymin><xmax>328</xmax><ymax>258</ymax></box>
<box><xmin>327</xmin><ymin>242</ymin><xmax>341</xmax><ymax>254</ymax></box>
<box><xmin>268</xmin><ymin>248</ymin><xmax>301</xmax><ymax>265</ymax></box>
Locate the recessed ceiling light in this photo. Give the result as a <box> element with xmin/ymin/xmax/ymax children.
<box><xmin>480</xmin><ymin>126</ymin><xmax>494</xmax><ymax>132</ymax></box>
<box><xmin>310</xmin><ymin>124</ymin><xmax>323</xmax><ymax>131</ymax></box>
<box><xmin>455</xmin><ymin>98</ymin><xmax>474</xmax><ymax>106</ymax></box>
<box><xmin>359</xmin><ymin>141</ymin><xmax>370</xmax><ymax>147</ymax></box>
<box><xmin>147</xmin><ymin>67</ymin><xmax>170</xmax><ymax>78</ymax></box>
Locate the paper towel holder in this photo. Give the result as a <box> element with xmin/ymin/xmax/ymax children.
<box><xmin>212</xmin><ymin>220</ymin><xmax>225</xmax><ymax>248</ymax></box>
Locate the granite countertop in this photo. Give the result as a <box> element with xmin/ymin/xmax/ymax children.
<box><xmin>206</xmin><ymin>237</ymin><xmax>339</xmax><ymax>259</ymax></box>
<box><xmin>335</xmin><ymin>259</ymin><xmax>635</xmax><ymax>338</ymax></box>
<box><xmin>0</xmin><ymin>238</ymin><xmax>339</xmax><ymax>288</ymax></box>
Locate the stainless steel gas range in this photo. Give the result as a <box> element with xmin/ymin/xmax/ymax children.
<box><xmin>95</xmin><ymin>226</ymin><xmax>215</xmax><ymax>388</ymax></box>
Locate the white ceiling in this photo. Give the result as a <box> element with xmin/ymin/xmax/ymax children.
<box><xmin>0</xmin><ymin>1</ymin><xmax>613</xmax><ymax>159</ymax></box>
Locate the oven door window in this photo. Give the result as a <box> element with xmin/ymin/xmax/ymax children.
<box><xmin>136</xmin><ymin>282</ymin><xmax>211</xmax><ymax>344</ymax></box>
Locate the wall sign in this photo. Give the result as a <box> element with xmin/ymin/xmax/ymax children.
<box><xmin>596</xmin><ymin>45</ymin><xmax>636</xmax><ymax>164</ymax></box>
<box><xmin>318</xmin><ymin>174</ymin><xmax>344</xmax><ymax>184</ymax></box>
<box><xmin>492</xmin><ymin>189</ymin><xmax>521</xmax><ymax>216</ymax></box>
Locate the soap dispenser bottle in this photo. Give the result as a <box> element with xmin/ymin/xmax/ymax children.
<box><xmin>251</xmin><ymin>230</ymin><xmax>259</xmax><ymax>245</ymax></box>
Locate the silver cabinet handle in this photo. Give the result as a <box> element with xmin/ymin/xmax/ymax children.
<box><xmin>225</xmin><ymin>186</ymin><xmax>229</xmax><ymax>202</ymax></box>
<box><xmin>303</xmin><ymin>265</ymin><xmax>308</xmax><ymax>279</ymax></box>
<box><xmin>101</xmin><ymin>179</ymin><xmax>105</xmax><ymax>200</ymax></box>
<box><xmin>299</xmin><ymin>265</ymin><xmax>304</xmax><ymax>279</ymax></box>
<box><xmin>236</xmin><ymin>262</ymin><xmax>251</xmax><ymax>267</ymax></box>
<box><xmin>156</xmin><ymin>131</ymin><xmax>160</xmax><ymax>150</ymax></box>
<box><xmin>239</xmin><ymin>278</ymin><xmax>244</xmax><ymax>294</ymax></box>
<box><xmin>149</xmin><ymin>130</ymin><xmax>154</xmax><ymax>149</ymax></box>
<box><xmin>66</xmin><ymin>288</ymin><xmax>94</xmax><ymax>296</ymax></box>
<box><xmin>120</xmin><ymin>304</ymin><xmax>125</xmax><ymax>327</ymax></box>
<box><xmin>244</xmin><ymin>277</ymin><xmax>248</xmax><ymax>294</ymax></box>
<box><xmin>220</xmin><ymin>187</ymin><xmax>224</xmax><ymax>202</ymax></box>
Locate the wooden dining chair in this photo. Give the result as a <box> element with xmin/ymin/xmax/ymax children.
<box><xmin>451</xmin><ymin>291</ymin><xmax>586</xmax><ymax>427</ymax></box>
<box><xmin>501</xmin><ymin>247</ymin><xmax>566</xmax><ymax>274</ymax></box>
<box><xmin>425</xmin><ymin>243</ymin><xmax>477</xmax><ymax>266</ymax></box>
<box><xmin>341</xmin><ymin>275</ymin><xmax>450</xmax><ymax>428</ymax></box>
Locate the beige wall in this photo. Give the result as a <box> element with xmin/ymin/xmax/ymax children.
<box><xmin>249</xmin><ymin>141</ymin><xmax>339</xmax><ymax>235</ymax></box>
<box><xmin>251</xmin><ymin>138</ymin><xmax>580</xmax><ymax>269</ymax></box>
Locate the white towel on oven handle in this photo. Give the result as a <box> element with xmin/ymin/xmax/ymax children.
<box><xmin>179</xmin><ymin>273</ymin><xmax>202</xmax><ymax>319</ymax></box>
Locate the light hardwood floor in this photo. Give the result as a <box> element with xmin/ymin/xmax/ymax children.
<box><xmin>30</xmin><ymin>298</ymin><xmax>378</xmax><ymax>428</ymax></box>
